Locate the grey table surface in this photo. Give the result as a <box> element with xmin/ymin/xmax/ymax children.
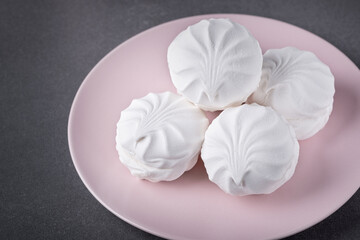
<box><xmin>1</xmin><ymin>0</ymin><xmax>359</xmax><ymax>239</ymax></box>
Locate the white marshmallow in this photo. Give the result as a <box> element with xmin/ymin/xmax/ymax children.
<box><xmin>116</xmin><ymin>92</ymin><xmax>209</xmax><ymax>182</ymax></box>
<box><xmin>249</xmin><ymin>47</ymin><xmax>335</xmax><ymax>140</ymax></box>
<box><xmin>201</xmin><ymin>104</ymin><xmax>299</xmax><ymax>196</ymax></box>
<box><xmin>167</xmin><ymin>18</ymin><xmax>263</xmax><ymax>111</ymax></box>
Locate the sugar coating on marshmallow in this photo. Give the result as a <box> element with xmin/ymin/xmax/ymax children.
<box><xmin>201</xmin><ymin>104</ymin><xmax>299</xmax><ymax>196</ymax></box>
<box><xmin>168</xmin><ymin>18</ymin><xmax>263</xmax><ymax>111</ymax></box>
<box><xmin>248</xmin><ymin>47</ymin><xmax>335</xmax><ymax>140</ymax></box>
<box><xmin>116</xmin><ymin>92</ymin><xmax>209</xmax><ymax>182</ymax></box>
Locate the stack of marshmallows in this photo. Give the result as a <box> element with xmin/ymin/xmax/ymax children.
<box><xmin>116</xmin><ymin>18</ymin><xmax>335</xmax><ymax>196</ymax></box>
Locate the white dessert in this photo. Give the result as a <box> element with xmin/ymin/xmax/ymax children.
<box><xmin>201</xmin><ymin>104</ymin><xmax>299</xmax><ymax>196</ymax></box>
<box><xmin>167</xmin><ymin>18</ymin><xmax>263</xmax><ymax>112</ymax></box>
<box><xmin>116</xmin><ymin>92</ymin><xmax>209</xmax><ymax>182</ymax></box>
<box><xmin>248</xmin><ymin>47</ymin><xmax>335</xmax><ymax>140</ymax></box>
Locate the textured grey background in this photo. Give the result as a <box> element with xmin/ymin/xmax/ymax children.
<box><xmin>0</xmin><ymin>0</ymin><xmax>359</xmax><ymax>239</ymax></box>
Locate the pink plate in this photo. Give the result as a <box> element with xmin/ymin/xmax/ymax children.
<box><xmin>68</xmin><ymin>14</ymin><xmax>360</xmax><ymax>240</ymax></box>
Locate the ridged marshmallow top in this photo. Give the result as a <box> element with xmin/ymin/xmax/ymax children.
<box><xmin>201</xmin><ymin>104</ymin><xmax>299</xmax><ymax>196</ymax></box>
<box><xmin>167</xmin><ymin>18</ymin><xmax>263</xmax><ymax>111</ymax></box>
<box><xmin>116</xmin><ymin>92</ymin><xmax>209</xmax><ymax>182</ymax></box>
<box><xmin>249</xmin><ymin>47</ymin><xmax>335</xmax><ymax>140</ymax></box>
